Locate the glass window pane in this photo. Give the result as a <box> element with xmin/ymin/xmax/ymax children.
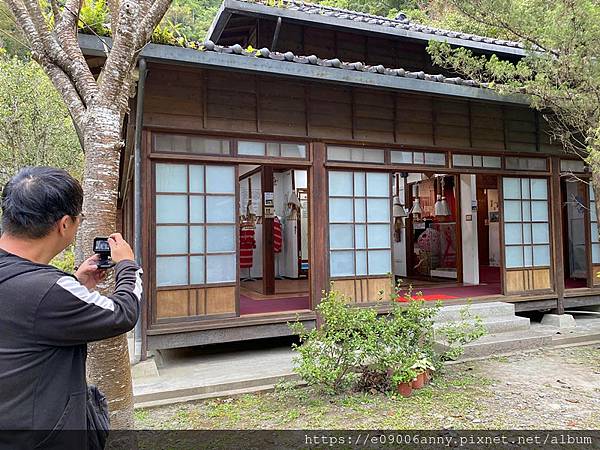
<box><xmin>522</xmin><ymin>201</ymin><xmax>531</xmax><ymax>222</ymax></box>
<box><xmin>156</xmin><ymin>195</ymin><xmax>187</xmax><ymax>223</ymax></box>
<box><xmin>156</xmin><ymin>226</ymin><xmax>188</xmax><ymax>255</ymax></box>
<box><xmin>589</xmin><ymin>185</ymin><xmax>595</xmax><ymax>201</ymax></box>
<box><xmin>503</xmin><ymin>178</ymin><xmax>521</xmax><ymax>199</ymax></box>
<box><xmin>190</xmin><ymin>226</ymin><xmax>205</xmax><ymax>253</ymax></box>
<box><xmin>530</xmin><ymin>179</ymin><xmax>547</xmax><ymax>199</ymax></box>
<box><xmin>281</xmin><ymin>143</ymin><xmax>306</xmax><ymax>158</ymax></box>
<box><xmin>523</xmin><ymin>224</ymin><xmax>532</xmax><ymax>244</ymax></box>
<box><xmin>504</xmin><ymin>223</ymin><xmax>523</xmax><ymax>245</ymax></box>
<box><xmin>533</xmin><ymin>245</ymin><xmax>550</xmax><ymax>266</ymax></box>
<box><xmin>504</xmin><ymin>200</ymin><xmax>522</xmax><ymax>222</ymax></box>
<box><xmin>368</xmin><ymin>250</ymin><xmax>391</xmax><ymax>275</ymax></box>
<box><xmin>521</xmin><ymin>179</ymin><xmax>530</xmax><ymax>199</ymax></box>
<box><xmin>367</xmin><ymin>199</ymin><xmax>390</xmax><ymax>222</ymax></box>
<box><xmin>354</xmin><ymin>172</ymin><xmax>366</xmax><ymax>196</ymax></box>
<box><xmin>591</xmin><ymin>222</ymin><xmax>599</xmax><ymax>243</ymax></box>
<box><xmin>238</xmin><ymin>141</ymin><xmax>265</xmax><ymax>156</ymax></box>
<box><xmin>190</xmin><ymin>196</ymin><xmax>205</xmax><ymax>223</ymax></box>
<box><xmin>328</xmin><ymin>172</ymin><xmax>353</xmax><ymax>196</ymax></box>
<box><xmin>206</xmin><ymin>166</ymin><xmax>235</xmax><ymax>194</ymax></box>
<box><xmin>206</xmin><ymin>225</ymin><xmax>236</xmax><ymax>253</ymax></box>
<box><xmin>391</xmin><ymin>151</ymin><xmax>413</xmax><ymax>164</ymax></box>
<box><xmin>328</xmin><ymin>146</ymin><xmax>351</xmax><ymax>161</ymax></box>
<box><xmin>412</xmin><ymin>152</ymin><xmax>424</xmax><ymax>164</ymax></box>
<box><xmin>189</xmin><ymin>166</ymin><xmax>204</xmax><ymax>193</ymax></box>
<box><xmin>266</xmin><ymin>143</ymin><xmax>280</xmax><ymax>157</ymax></box>
<box><xmin>206</xmin><ymin>254</ymin><xmax>236</xmax><ymax>283</ymax></box>
<box><xmin>354</xmin><ymin>199</ymin><xmax>366</xmax><ymax>222</ymax></box>
<box><xmin>560</xmin><ymin>160</ymin><xmax>585</xmax><ymax>173</ymax></box>
<box><xmin>591</xmin><ymin>202</ymin><xmax>597</xmax><ymax>222</ymax></box>
<box><xmin>424</xmin><ymin>152</ymin><xmax>445</xmax><ymax>166</ymax></box>
<box><xmin>154</xmin><ymin>134</ymin><xmax>188</xmax><ymax>153</ymax></box>
<box><xmin>367</xmin><ymin>173</ymin><xmax>389</xmax><ymax>197</ymax></box>
<box><xmin>330</xmin><ymin>251</ymin><xmax>355</xmax><ymax>277</ymax></box>
<box><xmin>206</xmin><ymin>196</ymin><xmax>235</xmax><ymax>223</ymax></box>
<box><xmin>532</xmin><ymin>223</ymin><xmax>549</xmax><ymax>244</ymax></box>
<box><xmin>523</xmin><ymin>246</ymin><xmax>533</xmax><ymax>267</ymax></box>
<box><xmin>528</xmin><ymin>158</ymin><xmax>547</xmax><ymax>171</ymax></box>
<box><xmin>190</xmin><ymin>256</ymin><xmax>205</xmax><ymax>284</ymax></box>
<box><xmin>355</xmin><ymin>225</ymin><xmax>367</xmax><ymax>249</ymax></box>
<box><xmin>190</xmin><ymin>137</ymin><xmax>230</xmax><ymax>155</ymax></box>
<box><xmin>329</xmin><ymin>198</ymin><xmax>354</xmax><ymax>222</ymax></box>
<box><xmin>505</xmin><ymin>246</ymin><xmax>524</xmax><ymax>268</ymax></box>
<box><xmin>355</xmin><ymin>251</ymin><xmax>367</xmax><ymax>276</ymax></box>
<box><xmin>483</xmin><ymin>156</ymin><xmax>501</xmax><ymax>168</ymax></box>
<box><xmin>472</xmin><ymin>155</ymin><xmax>482</xmax><ymax>167</ymax></box>
<box><xmin>531</xmin><ymin>201</ymin><xmax>548</xmax><ymax>221</ymax></box>
<box><xmin>593</xmin><ymin>243</ymin><xmax>600</xmax><ymax>264</ymax></box>
<box><xmin>453</xmin><ymin>154</ymin><xmax>471</xmax><ymax>167</ymax></box>
<box><xmin>368</xmin><ymin>224</ymin><xmax>391</xmax><ymax>249</ymax></box>
<box><xmin>329</xmin><ymin>225</ymin><xmax>354</xmax><ymax>249</ymax></box>
<box><xmin>505</xmin><ymin>157</ymin><xmax>519</xmax><ymax>170</ymax></box>
<box><xmin>362</xmin><ymin>149</ymin><xmax>385</xmax><ymax>163</ymax></box>
<box><xmin>156</xmin><ymin>256</ymin><xmax>188</xmax><ymax>286</ymax></box>
<box><xmin>156</xmin><ymin>164</ymin><xmax>187</xmax><ymax>193</ymax></box>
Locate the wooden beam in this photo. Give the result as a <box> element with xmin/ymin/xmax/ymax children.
<box><xmin>310</xmin><ymin>142</ymin><xmax>329</xmax><ymax>325</ymax></box>
<box><xmin>262</xmin><ymin>166</ymin><xmax>275</xmax><ymax>295</ymax></box>
<box><xmin>550</xmin><ymin>157</ymin><xmax>565</xmax><ymax>314</ymax></box>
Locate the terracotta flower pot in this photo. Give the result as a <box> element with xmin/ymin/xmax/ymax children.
<box><xmin>397</xmin><ymin>382</ymin><xmax>412</xmax><ymax>397</ymax></box>
<box><xmin>412</xmin><ymin>372</ymin><xmax>425</xmax><ymax>389</ymax></box>
<box><xmin>423</xmin><ymin>370</ymin><xmax>432</xmax><ymax>385</ymax></box>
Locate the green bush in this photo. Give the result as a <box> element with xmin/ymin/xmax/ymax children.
<box><xmin>290</xmin><ymin>284</ymin><xmax>486</xmax><ymax>394</ymax></box>
<box><xmin>50</xmin><ymin>247</ymin><xmax>75</xmax><ymax>273</ymax></box>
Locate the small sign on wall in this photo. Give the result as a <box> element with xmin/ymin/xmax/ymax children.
<box><xmin>264</xmin><ymin>192</ymin><xmax>275</xmax><ymax>219</ymax></box>
<box><xmin>465</xmin><ymin>214</ymin><xmax>473</xmax><ymax>222</ymax></box>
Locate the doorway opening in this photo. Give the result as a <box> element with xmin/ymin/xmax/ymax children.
<box><xmin>561</xmin><ymin>178</ymin><xmax>588</xmax><ymax>289</ymax></box>
<box><xmin>393</xmin><ymin>172</ymin><xmax>502</xmax><ymax>301</ymax></box>
<box><xmin>238</xmin><ymin>164</ymin><xmax>311</xmax><ymax>315</ymax></box>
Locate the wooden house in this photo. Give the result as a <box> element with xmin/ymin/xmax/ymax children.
<box><xmin>81</xmin><ymin>0</ymin><xmax>600</xmax><ymax>358</ymax></box>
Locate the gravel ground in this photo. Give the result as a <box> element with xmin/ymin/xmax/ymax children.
<box><xmin>134</xmin><ymin>344</ymin><xmax>600</xmax><ymax>430</ymax></box>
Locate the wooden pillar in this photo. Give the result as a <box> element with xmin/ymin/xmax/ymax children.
<box><xmin>550</xmin><ymin>157</ymin><xmax>565</xmax><ymax>314</ymax></box>
<box><xmin>262</xmin><ymin>166</ymin><xmax>275</xmax><ymax>296</ymax></box>
<box><xmin>310</xmin><ymin>142</ymin><xmax>329</xmax><ymax>326</ymax></box>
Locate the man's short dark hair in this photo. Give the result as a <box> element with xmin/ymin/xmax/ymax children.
<box><xmin>1</xmin><ymin>167</ymin><xmax>83</xmax><ymax>239</ymax></box>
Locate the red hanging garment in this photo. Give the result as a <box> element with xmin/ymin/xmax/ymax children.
<box><xmin>240</xmin><ymin>222</ymin><xmax>256</xmax><ymax>269</ymax></box>
<box><xmin>273</xmin><ymin>217</ymin><xmax>283</xmax><ymax>254</ymax></box>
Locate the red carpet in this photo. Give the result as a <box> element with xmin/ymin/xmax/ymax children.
<box><xmin>397</xmin><ymin>294</ymin><xmax>458</xmax><ymax>302</ymax></box>
<box><xmin>566</xmin><ymin>278</ymin><xmax>587</xmax><ymax>289</ymax></box>
<box><xmin>240</xmin><ymin>294</ymin><xmax>310</xmax><ymax>315</ymax></box>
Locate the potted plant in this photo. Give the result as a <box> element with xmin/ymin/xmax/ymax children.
<box><xmin>392</xmin><ymin>368</ymin><xmax>417</xmax><ymax>398</ymax></box>
<box><xmin>410</xmin><ymin>357</ymin><xmax>435</xmax><ymax>387</ymax></box>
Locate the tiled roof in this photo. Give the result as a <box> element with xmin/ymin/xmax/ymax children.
<box><xmin>239</xmin><ymin>0</ymin><xmax>524</xmax><ymax>50</ymax></box>
<box><xmin>199</xmin><ymin>40</ymin><xmax>482</xmax><ymax>87</ymax></box>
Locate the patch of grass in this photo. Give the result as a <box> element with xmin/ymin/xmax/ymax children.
<box><xmin>134</xmin><ymin>408</ymin><xmax>150</xmax><ymax>422</ymax></box>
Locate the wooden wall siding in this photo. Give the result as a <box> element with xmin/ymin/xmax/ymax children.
<box><xmin>471</xmin><ymin>104</ymin><xmax>505</xmax><ymax>150</ymax></box>
<box><xmin>144</xmin><ymin>67</ymin><xmax>203</xmax><ymax>129</ymax></box>
<box><xmin>395</xmin><ymin>95</ymin><xmax>434</xmax><ymax>146</ymax></box>
<box><xmin>505</xmin><ymin>108</ymin><xmax>538</xmax><ymax>152</ymax></box>
<box><xmin>336</xmin><ymin>31</ymin><xmax>367</xmax><ymax>63</ymax></box>
<box><xmin>505</xmin><ymin>268</ymin><xmax>551</xmax><ymax>294</ymax></box>
<box><xmin>434</xmin><ymin>100</ymin><xmax>471</xmax><ymax>148</ymax></box>
<box><xmin>307</xmin><ymin>85</ymin><xmax>353</xmax><ymax>139</ymax></box>
<box><xmin>353</xmin><ymin>90</ymin><xmax>395</xmax><ymax>142</ymax></box>
<box><xmin>332</xmin><ymin>278</ymin><xmax>392</xmax><ymax>303</ymax></box>
<box><xmin>143</xmin><ymin>65</ymin><xmax>568</xmax><ymax>156</ymax></box>
<box><xmin>156</xmin><ymin>287</ymin><xmax>236</xmax><ymax>319</ymax></box>
<box><xmin>539</xmin><ymin>117</ymin><xmax>564</xmax><ymax>154</ymax></box>
<box><xmin>205</xmin><ymin>70</ymin><xmax>257</xmax><ymax>132</ymax></box>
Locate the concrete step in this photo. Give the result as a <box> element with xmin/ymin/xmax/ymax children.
<box><xmin>434</xmin><ymin>302</ymin><xmax>516</xmax><ymax>323</ymax></box>
<box><xmin>434</xmin><ymin>315</ymin><xmax>530</xmax><ymax>335</ymax></box>
<box><xmin>436</xmin><ymin>329</ymin><xmax>553</xmax><ymax>359</ymax></box>
<box><xmin>134</xmin><ymin>373</ymin><xmax>298</xmax><ymax>407</ymax></box>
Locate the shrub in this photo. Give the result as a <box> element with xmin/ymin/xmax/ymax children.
<box><xmin>290</xmin><ymin>283</ymin><xmax>486</xmax><ymax>394</ymax></box>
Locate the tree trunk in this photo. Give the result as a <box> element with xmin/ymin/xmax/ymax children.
<box><xmin>77</xmin><ymin>105</ymin><xmax>134</xmax><ymax>429</ymax></box>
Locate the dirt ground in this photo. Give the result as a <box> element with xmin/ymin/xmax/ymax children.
<box><xmin>135</xmin><ymin>344</ymin><xmax>600</xmax><ymax>430</ymax></box>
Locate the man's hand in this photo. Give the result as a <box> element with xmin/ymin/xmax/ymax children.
<box><xmin>108</xmin><ymin>233</ymin><xmax>135</xmax><ymax>263</ymax></box>
<box><xmin>75</xmin><ymin>254</ymin><xmax>108</xmax><ymax>290</ymax></box>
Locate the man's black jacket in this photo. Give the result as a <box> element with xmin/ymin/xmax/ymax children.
<box><xmin>0</xmin><ymin>249</ymin><xmax>142</xmax><ymax>449</ymax></box>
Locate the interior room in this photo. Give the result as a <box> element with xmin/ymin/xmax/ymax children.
<box><xmin>238</xmin><ymin>164</ymin><xmax>311</xmax><ymax>315</ymax></box>
<box><xmin>392</xmin><ymin>172</ymin><xmax>502</xmax><ymax>301</ymax></box>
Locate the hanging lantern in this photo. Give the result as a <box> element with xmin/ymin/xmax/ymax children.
<box><xmin>409</xmin><ymin>183</ymin><xmax>423</xmax><ymax>219</ymax></box>
<box><xmin>393</xmin><ymin>195</ymin><xmax>407</xmax><ymax>218</ymax></box>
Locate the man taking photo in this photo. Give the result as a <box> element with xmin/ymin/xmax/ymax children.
<box><xmin>0</xmin><ymin>167</ymin><xmax>143</xmax><ymax>449</ymax></box>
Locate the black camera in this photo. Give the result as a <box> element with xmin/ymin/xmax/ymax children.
<box><xmin>93</xmin><ymin>237</ymin><xmax>115</xmax><ymax>269</ymax></box>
